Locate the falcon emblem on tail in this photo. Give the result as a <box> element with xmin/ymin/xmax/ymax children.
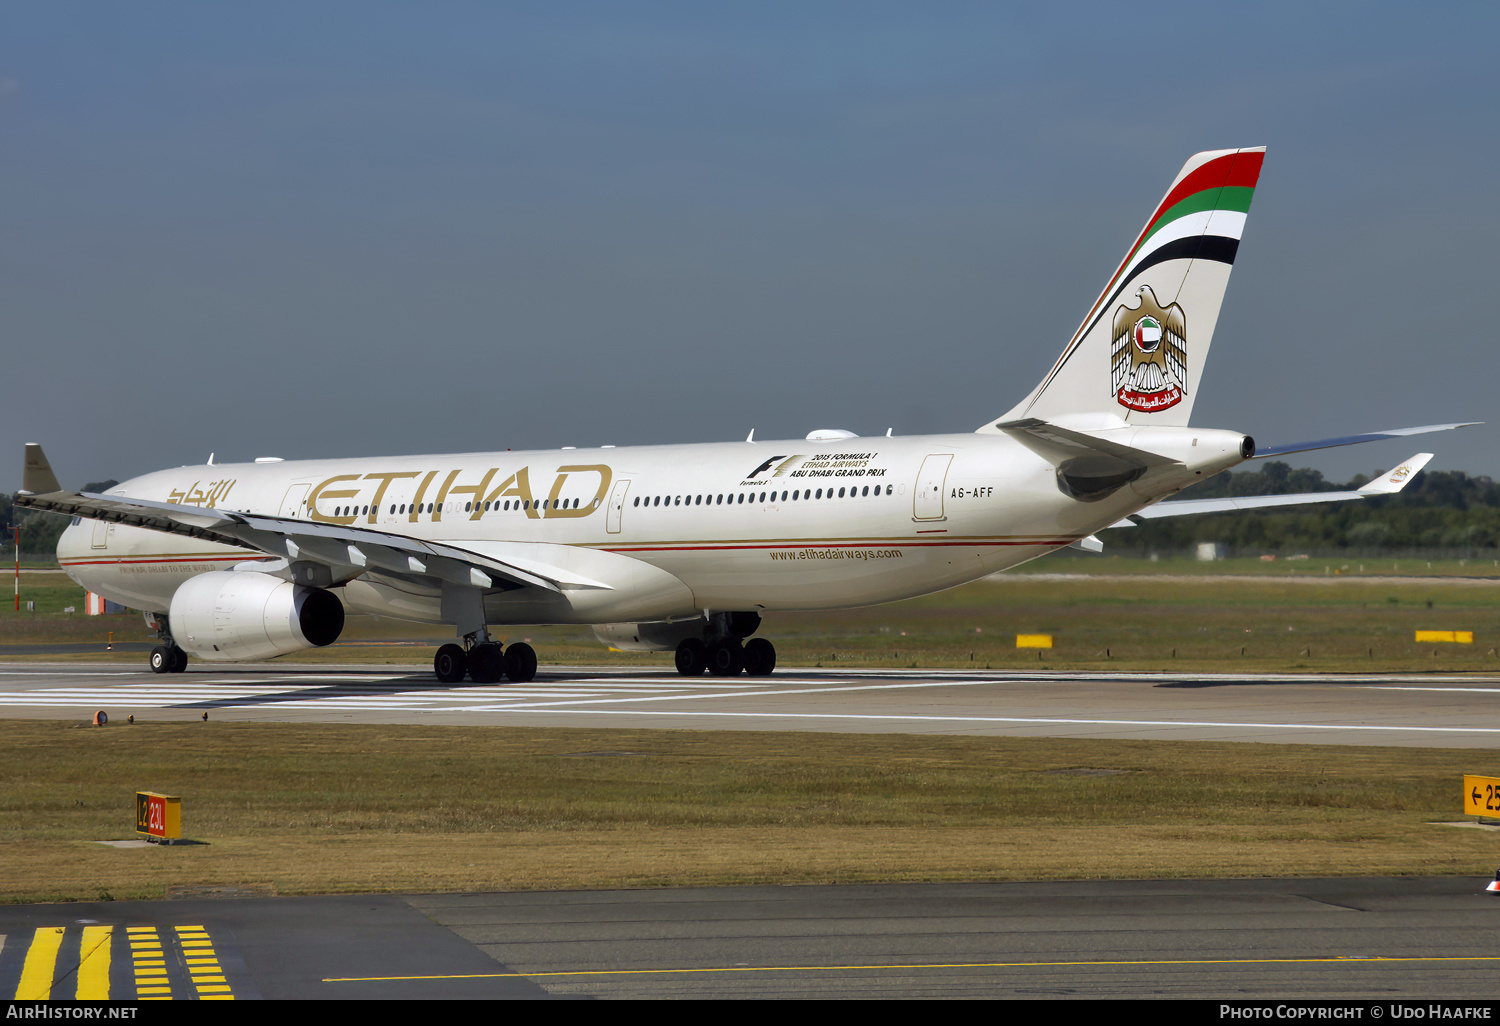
<box><xmin>1111</xmin><ymin>284</ymin><xmax>1187</xmax><ymax>413</ymax></box>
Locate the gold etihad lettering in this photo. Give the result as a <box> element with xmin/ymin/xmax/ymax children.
<box><xmin>440</xmin><ymin>468</ymin><xmax>499</xmax><ymax>521</ymax></box>
<box><xmin>167</xmin><ymin>479</ymin><xmax>237</xmax><ymax>509</ymax></box>
<box><xmin>307</xmin><ymin>475</ymin><xmax>362</xmax><ymax>525</ymax></box>
<box><xmin>409</xmin><ymin>470</ymin><xmax>439</xmax><ymax>522</ymax></box>
<box><xmin>430</xmin><ymin>470</ymin><xmax>462</xmax><ymax>522</ymax></box>
<box><xmin>546</xmin><ymin>465</ymin><xmax>612</xmax><ymax>519</ymax></box>
<box><xmin>481</xmin><ymin>468</ymin><xmax>537</xmax><ymax>519</ymax></box>
<box><xmin>305</xmin><ymin>463</ymin><xmax>607</xmax><ymax>524</ymax></box>
<box><xmin>362</xmin><ymin>471</ymin><xmax>420</xmax><ymax>524</ymax></box>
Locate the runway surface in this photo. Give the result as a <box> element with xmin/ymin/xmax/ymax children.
<box><xmin>1</xmin><ymin>662</ymin><xmax>1499</xmax><ymax>747</ymax></box>
<box><xmin>2</xmin><ymin>878</ymin><xmax>1499</xmax><ymax>1000</ymax></box>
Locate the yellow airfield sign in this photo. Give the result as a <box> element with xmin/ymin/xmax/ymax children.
<box><xmin>1462</xmin><ymin>776</ymin><xmax>1500</xmax><ymax>818</ymax></box>
<box><xmin>136</xmin><ymin>791</ymin><xmax>181</xmax><ymax>840</ymax></box>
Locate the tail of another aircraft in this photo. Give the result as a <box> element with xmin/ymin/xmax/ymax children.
<box><xmin>982</xmin><ymin>146</ymin><xmax>1265</xmax><ymax>432</ymax></box>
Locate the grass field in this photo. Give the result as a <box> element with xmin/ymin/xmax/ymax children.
<box><xmin>0</xmin><ymin>720</ymin><xmax>1494</xmax><ymax>903</ymax></box>
<box><xmin>3</xmin><ymin>561</ymin><xmax>1498</xmax><ymax>902</ymax></box>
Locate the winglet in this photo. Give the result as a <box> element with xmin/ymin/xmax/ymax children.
<box><xmin>20</xmin><ymin>444</ymin><xmax>61</xmax><ymax>496</ymax></box>
<box><xmin>1357</xmin><ymin>453</ymin><xmax>1433</xmax><ymax>495</ymax></box>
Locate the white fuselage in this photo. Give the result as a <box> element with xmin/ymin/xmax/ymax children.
<box><xmin>57</xmin><ymin>428</ymin><xmax>1246</xmax><ymax>627</ymax></box>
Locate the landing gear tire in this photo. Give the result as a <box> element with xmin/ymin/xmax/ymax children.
<box><xmin>706</xmin><ymin>638</ymin><xmax>744</xmax><ymax>677</ymax></box>
<box><xmin>434</xmin><ymin>643</ymin><xmax>468</xmax><ymax>684</ymax></box>
<box><xmin>742</xmin><ymin>638</ymin><xmax>776</xmax><ymax>677</ymax></box>
<box><xmin>503</xmin><ymin>642</ymin><xmax>537</xmax><ymax>684</ymax></box>
<box><xmin>150</xmin><ymin>645</ymin><xmax>188</xmax><ymax>674</ymax></box>
<box><xmin>675</xmin><ymin>638</ymin><xmax>707</xmax><ymax>677</ymax></box>
<box><xmin>468</xmin><ymin>643</ymin><xmax>505</xmax><ymax>684</ymax></box>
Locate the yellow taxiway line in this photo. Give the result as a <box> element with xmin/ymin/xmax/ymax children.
<box><xmin>15</xmin><ymin>928</ymin><xmax>65</xmax><ymax>999</ymax></box>
<box><xmin>326</xmin><ymin>954</ymin><xmax>1500</xmax><ymax>982</ymax></box>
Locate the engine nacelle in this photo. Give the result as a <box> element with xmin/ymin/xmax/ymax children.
<box><xmin>169</xmin><ymin>571</ymin><xmax>344</xmax><ymax>662</ymax></box>
<box><xmin>592</xmin><ymin>619</ymin><xmax>707</xmax><ymax>653</ymax></box>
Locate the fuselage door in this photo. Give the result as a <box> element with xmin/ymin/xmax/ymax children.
<box><xmin>280</xmin><ymin>483</ymin><xmax>311</xmax><ymax>520</ymax></box>
<box><xmin>913</xmin><ymin>454</ymin><xmax>953</xmax><ymax>521</ymax></box>
<box><xmin>90</xmin><ymin>519</ymin><xmax>111</xmax><ymax>549</ymax></box>
<box><xmin>606</xmin><ymin>478</ymin><xmax>631</xmax><ymax>534</ymax></box>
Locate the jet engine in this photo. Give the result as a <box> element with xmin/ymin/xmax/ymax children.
<box><xmin>592</xmin><ymin>619</ymin><xmax>707</xmax><ymax>653</ymax></box>
<box><xmin>592</xmin><ymin>612</ymin><xmax>760</xmax><ymax>652</ymax></box>
<box><xmin>169</xmin><ymin>570</ymin><xmax>344</xmax><ymax>662</ymax></box>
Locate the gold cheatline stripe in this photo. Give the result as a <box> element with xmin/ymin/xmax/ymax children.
<box><xmin>59</xmin><ymin>535</ymin><xmax>1069</xmax><ymax>558</ymax></box>
<box><xmin>326</xmin><ymin>954</ymin><xmax>1500</xmax><ymax>982</ymax></box>
<box><xmin>585</xmin><ymin>535</ymin><xmax>1072</xmax><ymax>548</ymax></box>
<box><xmin>76</xmin><ymin>925</ymin><xmax>113</xmax><ymax>1000</ymax></box>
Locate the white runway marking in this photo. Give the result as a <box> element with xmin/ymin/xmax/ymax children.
<box><xmin>463</xmin><ymin>708</ymin><xmax>1500</xmax><ymax>734</ymax></box>
<box><xmin>0</xmin><ymin>675</ymin><xmax>793</xmax><ymax>712</ymax></box>
<box><xmin>1362</xmin><ymin>686</ymin><xmax>1500</xmax><ymax>694</ymax></box>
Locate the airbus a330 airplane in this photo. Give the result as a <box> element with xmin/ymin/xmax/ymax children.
<box><xmin>15</xmin><ymin>147</ymin><xmax>1474</xmax><ymax>683</ymax></box>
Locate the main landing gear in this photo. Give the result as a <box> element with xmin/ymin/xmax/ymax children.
<box><xmin>433</xmin><ymin>639</ymin><xmax>538</xmax><ymax>685</ymax></box>
<box><xmin>674</xmin><ymin>612</ymin><xmax>776</xmax><ymax>678</ymax></box>
<box><xmin>146</xmin><ymin>613</ymin><xmax>187</xmax><ymax>674</ymax></box>
<box><xmin>149</xmin><ymin>644</ymin><xmax>188</xmax><ymax>674</ymax></box>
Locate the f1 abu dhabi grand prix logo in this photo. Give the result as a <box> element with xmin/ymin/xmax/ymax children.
<box><xmin>1110</xmin><ymin>284</ymin><xmax>1188</xmax><ymax>413</ymax></box>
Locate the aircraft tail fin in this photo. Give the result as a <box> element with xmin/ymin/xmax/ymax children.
<box><xmin>981</xmin><ymin>147</ymin><xmax>1265</xmax><ymax>432</ymax></box>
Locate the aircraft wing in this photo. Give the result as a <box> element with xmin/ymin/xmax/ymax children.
<box><xmin>1251</xmin><ymin>423</ymin><xmax>1478</xmax><ymax>459</ymax></box>
<box><xmin>1110</xmin><ymin>452</ymin><xmax>1433</xmax><ymax>526</ymax></box>
<box><xmin>14</xmin><ymin>444</ymin><xmax>600</xmax><ymax>594</ymax></box>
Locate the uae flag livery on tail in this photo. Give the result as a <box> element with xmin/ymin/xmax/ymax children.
<box><xmin>992</xmin><ymin>147</ymin><xmax>1265</xmax><ymax>430</ymax></box>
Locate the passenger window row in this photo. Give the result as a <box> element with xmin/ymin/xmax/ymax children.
<box><xmin>632</xmin><ymin>484</ymin><xmax>894</xmax><ymax>508</ymax></box>
<box><xmin>320</xmin><ymin>485</ymin><xmax>892</xmax><ymax>520</ymax></box>
<box><xmin>323</xmin><ymin>496</ymin><xmax>588</xmax><ymax>518</ymax></box>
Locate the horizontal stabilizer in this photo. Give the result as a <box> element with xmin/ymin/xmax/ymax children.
<box><xmin>1252</xmin><ymin>423</ymin><xmax>1478</xmax><ymax>459</ymax></box>
<box><xmin>1110</xmin><ymin>452</ymin><xmax>1432</xmax><ymax>525</ymax></box>
<box><xmin>998</xmin><ymin>417</ymin><xmax>1183</xmax><ymax>502</ymax></box>
<box><xmin>996</xmin><ymin>418</ymin><xmax>1179</xmax><ymax>470</ymax></box>
<box><xmin>999</xmin><ymin>417</ymin><xmax>1183</xmax><ymax>503</ymax></box>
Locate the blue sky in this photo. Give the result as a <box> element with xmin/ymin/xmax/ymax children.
<box><xmin>4</xmin><ymin>2</ymin><xmax>1496</xmax><ymax>487</ymax></box>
